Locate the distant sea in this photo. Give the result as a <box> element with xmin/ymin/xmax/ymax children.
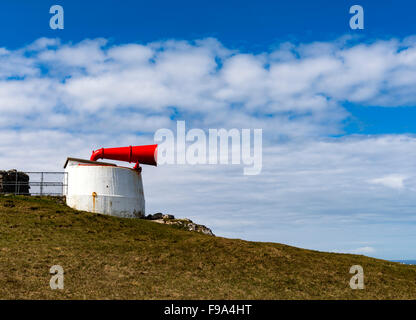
<box><xmin>392</xmin><ymin>260</ymin><xmax>416</xmax><ymax>265</ymax></box>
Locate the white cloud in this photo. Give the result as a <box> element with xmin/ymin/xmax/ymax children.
<box><xmin>0</xmin><ymin>38</ymin><xmax>416</xmax><ymax>135</ymax></box>
<box><xmin>349</xmin><ymin>247</ymin><xmax>376</xmax><ymax>254</ymax></box>
<box><xmin>0</xmin><ymin>36</ymin><xmax>416</xmax><ymax>259</ymax></box>
<box><xmin>1</xmin><ymin>36</ymin><xmax>416</xmax><ymax>136</ymax></box>
<box><xmin>332</xmin><ymin>246</ymin><xmax>376</xmax><ymax>255</ymax></box>
<box><xmin>368</xmin><ymin>174</ymin><xmax>407</xmax><ymax>189</ymax></box>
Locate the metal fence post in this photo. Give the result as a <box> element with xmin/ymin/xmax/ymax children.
<box><xmin>40</xmin><ymin>172</ymin><xmax>44</xmax><ymax>196</ymax></box>
<box><xmin>14</xmin><ymin>172</ymin><xmax>17</xmax><ymax>195</ymax></box>
<box><xmin>8</xmin><ymin>171</ymin><xmax>68</xmax><ymax>196</ymax></box>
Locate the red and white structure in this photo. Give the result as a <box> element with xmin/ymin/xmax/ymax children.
<box><xmin>64</xmin><ymin>145</ymin><xmax>157</xmax><ymax>218</ymax></box>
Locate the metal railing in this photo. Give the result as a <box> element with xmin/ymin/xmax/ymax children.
<box><xmin>0</xmin><ymin>172</ymin><xmax>67</xmax><ymax>196</ymax></box>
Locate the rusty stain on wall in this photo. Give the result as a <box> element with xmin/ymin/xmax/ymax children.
<box><xmin>92</xmin><ymin>191</ymin><xmax>97</xmax><ymax>212</ymax></box>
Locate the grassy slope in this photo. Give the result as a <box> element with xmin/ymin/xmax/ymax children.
<box><xmin>0</xmin><ymin>195</ymin><xmax>415</xmax><ymax>300</ymax></box>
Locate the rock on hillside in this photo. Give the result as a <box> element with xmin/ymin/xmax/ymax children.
<box><xmin>145</xmin><ymin>213</ymin><xmax>214</xmax><ymax>236</ymax></box>
<box><xmin>0</xmin><ymin>170</ymin><xmax>30</xmax><ymax>195</ymax></box>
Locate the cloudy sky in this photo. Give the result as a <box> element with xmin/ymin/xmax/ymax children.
<box><xmin>1</xmin><ymin>0</ymin><xmax>416</xmax><ymax>260</ymax></box>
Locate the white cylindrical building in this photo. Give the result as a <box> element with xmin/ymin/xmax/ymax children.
<box><xmin>64</xmin><ymin>158</ymin><xmax>145</xmax><ymax>218</ymax></box>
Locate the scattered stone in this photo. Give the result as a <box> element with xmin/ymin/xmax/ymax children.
<box><xmin>145</xmin><ymin>212</ymin><xmax>164</xmax><ymax>220</ymax></box>
<box><xmin>185</xmin><ymin>222</ymin><xmax>214</xmax><ymax>236</ymax></box>
<box><xmin>142</xmin><ymin>213</ymin><xmax>214</xmax><ymax>236</ymax></box>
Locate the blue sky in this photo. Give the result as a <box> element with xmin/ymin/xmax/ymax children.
<box><xmin>2</xmin><ymin>1</ymin><xmax>415</xmax><ymax>48</ymax></box>
<box><xmin>0</xmin><ymin>1</ymin><xmax>416</xmax><ymax>260</ymax></box>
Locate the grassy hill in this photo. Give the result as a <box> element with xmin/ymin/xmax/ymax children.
<box><xmin>0</xmin><ymin>195</ymin><xmax>415</xmax><ymax>299</ymax></box>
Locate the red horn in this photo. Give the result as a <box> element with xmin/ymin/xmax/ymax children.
<box><xmin>90</xmin><ymin>144</ymin><xmax>157</xmax><ymax>167</ymax></box>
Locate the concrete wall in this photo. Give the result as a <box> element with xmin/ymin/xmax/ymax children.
<box><xmin>65</xmin><ymin>160</ymin><xmax>145</xmax><ymax>218</ymax></box>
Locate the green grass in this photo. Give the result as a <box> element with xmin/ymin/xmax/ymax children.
<box><xmin>0</xmin><ymin>195</ymin><xmax>415</xmax><ymax>299</ymax></box>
